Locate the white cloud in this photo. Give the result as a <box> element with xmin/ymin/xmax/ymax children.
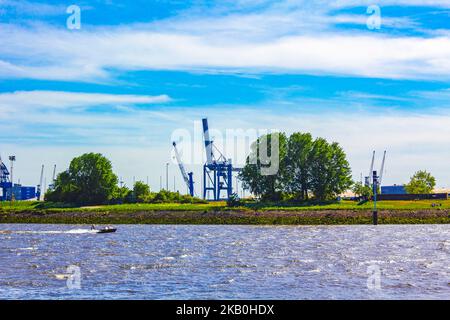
<box><xmin>331</xmin><ymin>14</ymin><xmax>419</xmax><ymax>29</ymax></box>
<box><xmin>1</xmin><ymin>23</ymin><xmax>450</xmax><ymax>81</ymax></box>
<box><xmin>0</xmin><ymin>90</ymin><xmax>179</xmax><ymax>150</ymax></box>
<box><xmin>328</xmin><ymin>0</ymin><xmax>450</xmax><ymax>8</ymax></box>
<box><xmin>0</xmin><ymin>90</ymin><xmax>171</xmax><ymax>111</ymax></box>
<box><xmin>0</xmin><ymin>91</ymin><xmax>174</xmax><ymax>144</ymax></box>
<box><xmin>1</xmin><ymin>0</ymin><xmax>450</xmax><ymax>81</ymax></box>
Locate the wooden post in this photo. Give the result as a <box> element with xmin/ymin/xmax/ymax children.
<box><xmin>372</xmin><ymin>170</ymin><xmax>378</xmax><ymax>225</ymax></box>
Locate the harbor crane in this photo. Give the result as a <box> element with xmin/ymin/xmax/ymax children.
<box><xmin>365</xmin><ymin>151</ymin><xmax>375</xmax><ymax>187</ymax></box>
<box><xmin>1</xmin><ymin>155</ymin><xmax>38</xmax><ymax>201</ymax></box>
<box><xmin>364</xmin><ymin>150</ymin><xmax>387</xmax><ymax>189</ymax></box>
<box><xmin>172</xmin><ymin>142</ymin><xmax>194</xmax><ymax>197</ymax></box>
<box><xmin>0</xmin><ymin>156</ymin><xmax>11</xmax><ymax>201</ymax></box>
<box><xmin>379</xmin><ymin>150</ymin><xmax>386</xmax><ymax>185</ymax></box>
<box><xmin>202</xmin><ymin>118</ymin><xmax>241</xmax><ymax>200</ymax></box>
<box><xmin>48</xmin><ymin>164</ymin><xmax>57</xmax><ymax>190</ymax></box>
<box><xmin>0</xmin><ymin>156</ymin><xmax>10</xmax><ymax>184</ymax></box>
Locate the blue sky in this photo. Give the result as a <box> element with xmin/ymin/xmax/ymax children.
<box><xmin>0</xmin><ymin>0</ymin><xmax>449</xmax><ymax>192</ymax></box>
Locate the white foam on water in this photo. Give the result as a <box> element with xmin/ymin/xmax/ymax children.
<box><xmin>3</xmin><ymin>229</ymin><xmax>97</xmax><ymax>235</ymax></box>
<box><xmin>65</xmin><ymin>229</ymin><xmax>97</xmax><ymax>234</ymax></box>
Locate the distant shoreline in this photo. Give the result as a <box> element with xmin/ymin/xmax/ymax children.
<box><xmin>1</xmin><ymin>209</ymin><xmax>449</xmax><ymax>225</ymax></box>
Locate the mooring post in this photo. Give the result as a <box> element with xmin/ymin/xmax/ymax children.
<box><xmin>372</xmin><ymin>170</ymin><xmax>378</xmax><ymax>225</ymax></box>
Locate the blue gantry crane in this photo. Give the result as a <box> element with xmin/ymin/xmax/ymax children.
<box><xmin>202</xmin><ymin>118</ymin><xmax>240</xmax><ymax>200</ymax></box>
<box><xmin>172</xmin><ymin>141</ymin><xmax>194</xmax><ymax>196</ymax></box>
<box><xmin>0</xmin><ymin>156</ymin><xmax>12</xmax><ymax>201</ymax></box>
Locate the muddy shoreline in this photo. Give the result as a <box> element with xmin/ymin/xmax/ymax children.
<box><xmin>1</xmin><ymin>209</ymin><xmax>449</xmax><ymax>224</ymax></box>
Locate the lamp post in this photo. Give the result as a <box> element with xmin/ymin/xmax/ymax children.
<box><xmin>372</xmin><ymin>170</ymin><xmax>379</xmax><ymax>225</ymax></box>
<box><xmin>165</xmin><ymin>163</ymin><xmax>169</xmax><ymax>191</ymax></box>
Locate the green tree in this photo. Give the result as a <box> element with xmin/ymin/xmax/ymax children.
<box><xmin>283</xmin><ymin>133</ymin><xmax>313</xmax><ymax>200</ymax></box>
<box><xmin>307</xmin><ymin>139</ymin><xmax>352</xmax><ymax>201</ymax></box>
<box><xmin>405</xmin><ymin>170</ymin><xmax>436</xmax><ymax>194</ymax></box>
<box><xmin>239</xmin><ymin>132</ymin><xmax>352</xmax><ymax>202</ymax></box>
<box><xmin>326</xmin><ymin>142</ymin><xmax>353</xmax><ymax>199</ymax></box>
<box><xmin>352</xmin><ymin>181</ymin><xmax>372</xmax><ymax>199</ymax></box>
<box><xmin>133</xmin><ymin>181</ymin><xmax>150</xmax><ymax>203</ymax></box>
<box><xmin>239</xmin><ymin>133</ymin><xmax>287</xmax><ymax>200</ymax></box>
<box><xmin>46</xmin><ymin>153</ymin><xmax>118</xmax><ymax>205</ymax></box>
<box><xmin>308</xmin><ymin>138</ymin><xmax>332</xmax><ymax>201</ymax></box>
<box><xmin>112</xmin><ymin>185</ymin><xmax>132</xmax><ymax>204</ymax></box>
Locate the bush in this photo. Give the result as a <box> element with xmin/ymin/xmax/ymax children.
<box><xmin>142</xmin><ymin>189</ymin><xmax>207</xmax><ymax>204</ymax></box>
<box><xmin>111</xmin><ymin>186</ymin><xmax>132</xmax><ymax>204</ymax></box>
<box><xmin>45</xmin><ymin>153</ymin><xmax>118</xmax><ymax>205</ymax></box>
<box><xmin>133</xmin><ymin>181</ymin><xmax>151</xmax><ymax>203</ymax></box>
<box><xmin>405</xmin><ymin>170</ymin><xmax>436</xmax><ymax>194</ymax></box>
<box><xmin>227</xmin><ymin>193</ymin><xmax>242</xmax><ymax>207</ymax></box>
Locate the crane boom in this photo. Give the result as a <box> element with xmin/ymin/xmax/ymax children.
<box><xmin>379</xmin><ymin>150</ymin><xmax>386</xmax><ymax>185</ymax></box>
<box><xmin>37</xmin><ymin>165</ymin><xmax>44</xmax><ymax>201</ymax></box>
<box><xmin>368</xmin><ymin>150</ymin><xmax>375</xmax><ymax>185</ymax></box>
<box><xmin>172</xmin><ymin>142</ymin><xmax>194</xmax><ymax>196</ymax></box>
<box><xmin>202</xmin><ymin>118</ymin><xmax>214</xmax><ymax>165</ymax></box>
<box><xmin>52</xmin><ymin>164</ymin><xmax>56</xmax><ymax>182</ymax></box>
<box><xmin>48</xmin><ymin>164</ymin><xmax>57</xmax><ymax>191</ymax></box>
<box><xmin>172</xmin><ymin>142</ymin><xmax>189</xmax><ymax>186</ymax></box>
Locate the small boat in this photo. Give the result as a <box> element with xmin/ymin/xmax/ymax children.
<box><xmin>94</xmin><ymin>227</ymin><xmax>117</xmax><ymax>234</ymax></box>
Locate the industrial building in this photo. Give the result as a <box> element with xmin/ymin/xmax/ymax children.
<box><xmin>0</xmin><ymin>157</ymin><xmax>37</xmax><ymax>201</ymax></box>
<box><xmin>381</xmin><ymin>185</ymin><xmax>406</xmax><ymax>195</ymax></box>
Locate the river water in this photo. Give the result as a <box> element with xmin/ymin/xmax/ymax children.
<box><xmin>0</xmin><ymin>224</ymin><xmax>448</xmax><ymax>299</ymax></box>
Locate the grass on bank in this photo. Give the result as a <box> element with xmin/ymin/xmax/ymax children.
<box><xmin>249</xmin><ymin>199</ymin><xmax>450</xmax><ymax>211</ymax></box>
<box><xmin>0</xmin><ymin>201</ymin><xmax>221</xmax><ymax>212</ymax></box>
<box><xmin>0</xmin><ymin>199</ymin><xmax>449</xmax><ymax>213</ymax></box>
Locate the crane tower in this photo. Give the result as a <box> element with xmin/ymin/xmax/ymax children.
<box><xmin>202</xmin><ymin>118</ymin><xmax>240</xmax><ymax>200</ymax></box>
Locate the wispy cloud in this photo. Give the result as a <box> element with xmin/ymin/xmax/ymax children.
<box><xmin>1</xmin><ymin>24</ymin><xmax>450</xmax><ymax>81</ymax></box>
<box><xmin>0</xmin><ymin>90</ymin><xmax>171</xmax><ymax>111</ymax></box>
<box><xmin>0</xmin><ymin>90</ymin><xmax>173</xmax><ymax>131</ymax></box>
<box><xmin>0</xmin><ymin>0</ymin><xmax>66</xmax><ymax>16</ymax></box>
<box><xmin>0</xmin><ymin>1</ymin><xmax>449</xmax><ymax>82</ymax></box>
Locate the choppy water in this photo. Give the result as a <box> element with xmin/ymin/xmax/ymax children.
<box><xmin>0</xmin><ymin>224</ymin><xmax>448</xmax><ymax>299</ymax></box>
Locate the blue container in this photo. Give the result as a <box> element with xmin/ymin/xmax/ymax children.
<box><xmin>381</xmin><ymin>185</ymin><xmax>406</xmax><ymax>195</ymax></box>
<box><xmin>20</xmin><ymin>187</ymin><xmax>36</xmax><ymax>200</ymax></box>
<box><xmin>0</xmin><ymin>184</ymin><xmax>36</xmax><ymax>201</ymax></box>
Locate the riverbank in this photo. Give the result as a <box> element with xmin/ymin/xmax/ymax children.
<box><xmin>1</xmin><ymin>209</ymin><xmax>449</xmax><ymax>224</ymax></box>
<box><xmin>1</xmin><ymin>200</ymin><xmax>449</xmax><ymax>224</ymax></box>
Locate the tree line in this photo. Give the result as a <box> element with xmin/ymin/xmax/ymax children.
<box><xmin>45</xmin><ymin>153</ymin><xmax>205</xmax><ymax>205</ymax></box>
<box><xmin>46</xmin><ymin>143</ymin><xmax>438</xmax><ymax>206</ymax></box>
